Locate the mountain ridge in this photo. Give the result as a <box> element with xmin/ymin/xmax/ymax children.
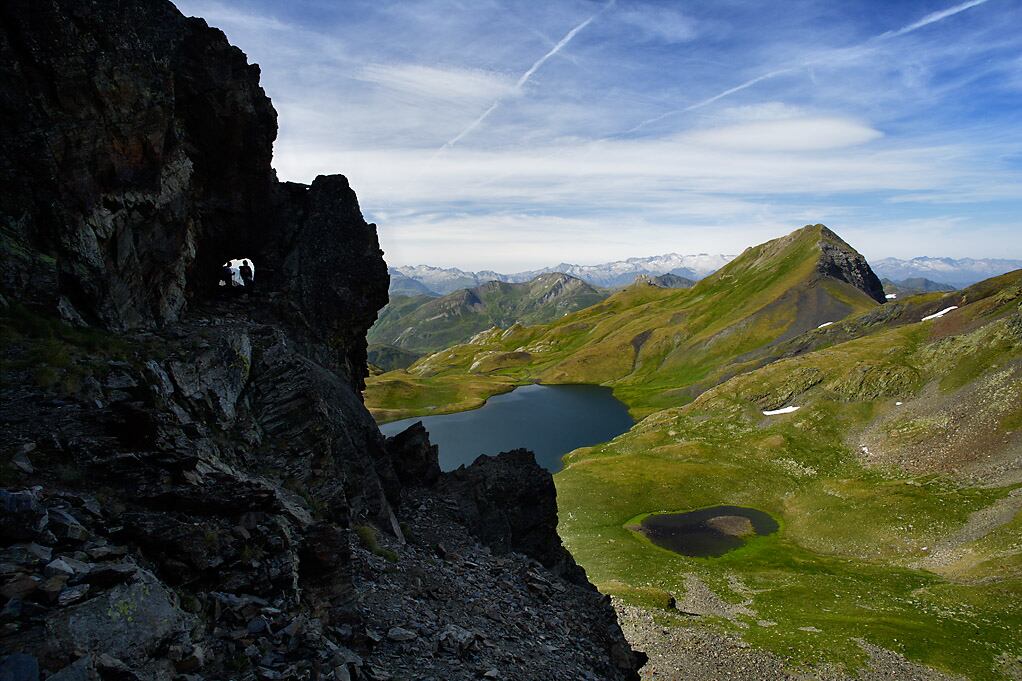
<box><xmin>367</xmin><ymin>224</ymin><xmax>888</xmax><ymax>421</ymax></box>
<box><xmin>392</xmin><ymin>254</ymin><xmax>1021</xmax><ymax>295</ymax></box>
<box><xmin>370</xmin><ymin>272</ymin><xmax>609</xmax><ymax>360</ymax></box>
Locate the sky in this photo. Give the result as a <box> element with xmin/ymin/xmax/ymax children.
<box><xmin>173</xmin><ymin>0</ymin><xmax>1022</xmax><ymax>271</ymax></box>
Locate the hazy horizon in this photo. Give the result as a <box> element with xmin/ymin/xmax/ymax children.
<box><xmin>173</xmin><ymin>0</ymin><xmax>1022</xmax><ymax>271</ymax></box>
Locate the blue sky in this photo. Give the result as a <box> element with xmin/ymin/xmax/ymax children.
<box><xmin>173</xmin><ymin>0</ymin><xmax>1022</xmax><ymax>270</ymax></box>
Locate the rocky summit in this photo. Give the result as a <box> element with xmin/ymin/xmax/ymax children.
<box><xmin>0</xmin><ymin>2</ymin><xmax>644</xmax><ymax>679</ymax></box>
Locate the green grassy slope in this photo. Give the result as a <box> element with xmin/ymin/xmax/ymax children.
<box><xmin>367</xmin><ymin>222</ymin><xmax>1022</xmax><ymax>677</ymax></box>
<box><xmin>367</xmin><ymin>272</ymin><xmax>608</xmax><ymax>356</ymax></box>
<box><xmin>555</xmin><ymin>270</ymin><xmax>1022</xmax><ymax>679</ymax></box>
<box><xmin>366</xmin><ymin>224</ymin><xmax>883</xmax><ymax>421</ymax></box>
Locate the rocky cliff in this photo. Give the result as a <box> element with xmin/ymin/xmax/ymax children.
<box><xmin>0</xmin><ymin>1</ymin><xmax>643</xmax><ymax>679</ymax></box>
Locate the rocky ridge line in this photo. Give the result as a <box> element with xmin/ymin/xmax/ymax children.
<box><xmin>0</xmin><ymin>1</ymin><xmax>644</xmax><ymax>678</ymax></box>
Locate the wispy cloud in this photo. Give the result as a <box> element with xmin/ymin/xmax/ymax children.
<box><xmin>358</xmin><ymin>63</ymin><xmax>517</xmax><ymax>103</ymax></box>
<box><xmin>172</xmin><ymin>0</ymin><xmax>1022</xmax><ymax>268</ymax></box>
<box><xmin>438</xmin><ymin>0</ymin><xmax>614</xmax><ymax>151</ymax></box>
<box><xmin>628</xmin><ymin>0</ymin><xmax>997</xmax><ymax>132</ymax></box>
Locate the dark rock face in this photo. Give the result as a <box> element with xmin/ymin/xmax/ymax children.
<box><xmin>0</xmin><ymin>1</ymin><xmax>641</xmax><ymax>679</ymax></box>
<box><xmin>815</xmin><ymin>226</ymin><xmax>887</xmax><ymax>304</ymax></box>
<box><xmin>0</xmin><ymin>0</ymin><xmax>276</xmax><ymax>330</ymax></box>
<box><xmin>385</xmin><ymin>422</ymin><xmax>442</xmax><ymax>489</ymax></box>
<box><xmin>442</xmin><ymin>450</ymin><xmax>589</xmax><ymax>585</ymax></box>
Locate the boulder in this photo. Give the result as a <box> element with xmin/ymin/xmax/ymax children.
<box><xmin>44</xmin><ymin>569</ymin><xmax>194</xmax><ymax>665</ymax></box>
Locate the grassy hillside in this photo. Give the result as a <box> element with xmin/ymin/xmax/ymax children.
<box><xmin>367</xmin><ymin>272</ymin><xmax>608</xmax><ymax>356</ymax></box>
<box><xmin>556</xmin><ymin>268</ymin><xmax>1022</xmax><ymax>679</ymax></box>
<box><xmin>366</xmin><ymin>224</ymin><xmax>884</xmax><ymax>421</ymax></box>
<box><xmin>368</xmin><ymin>223</ymin><xmax>1022</xmax><ymax>677</ymax></box>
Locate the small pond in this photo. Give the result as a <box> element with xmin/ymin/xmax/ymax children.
<box><xmin>378</xmin><ymin>383</ymin><xmax>634</xmax><ymax>473</ymax></box>
<box><xmin>638</xmin><ymin>505</ymin><xmax>779</xmax><ymax>557</ymax></box>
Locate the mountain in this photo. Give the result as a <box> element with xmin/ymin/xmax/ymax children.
<box><xmin>388</xmin><ymin>264</ymin><xmax>504</xmax><ymax>295</ymax></box>
<box><xmin>872</xmin><ymin>256</ymin><xmax>1022</xmax><ymax>287</ymax></box>
<box><xmin>388</xmin><ymin>269</ymin><xmax>439</xmax><ymax>297</ymax></box>
<box><xmin>556</xmin><ymin>268</ymin><xmax>1022</xmax><ymax>680</ymax></box>
<box><xmin>0</xmin><ymin>3</ymin><xmax>642</xmax><ymax>679</ymax></box>
<box><xmin>368</xmin><ymin>222</ymin><xmax>1022</xmax><ymax>679</ymax></box>
<box><xmin>368</xmin><ymin>344</ymin><xmax>422</xmax><ymax>373</ymax></box>
<box><xmin>643</xmin><ymin>273</ymin><xmax>696</xmax><ymax>288</ymax></box>
<box><xmin>367</xmin><ymin>224</ymin><xmax>887</xmax><ymax>421</ymax></box>
<box><xmin>511</xmin><ymin>253</ymin><xmax>735</xmax><ymax>288</ymax></box>
<box><xmin>881</xmin><ymin>276</ymin><xmax>955</xmax><ymax>298</ymax></box>
<box><xmin>369</xmin><ymin>272</ymin><xmax>609</xmax><ymax>355</ymax></box>
<box><xmin>391</xmin><ymin>253</ymin><xmax>734</xmax><ymax>293</ymax></box>
<box><xmin>393</xmin><ymin>255</ymin><xmax>1022</xmax><ymax>299</ymax></box>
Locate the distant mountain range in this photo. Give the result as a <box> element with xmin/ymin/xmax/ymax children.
<box><xmin>390</xmin><ymin>253</ymin><xmax>734</xmax><ymax>295</ymax></box>
<box><xmin>870</xmin><ymin>257</ymin><xmax>1022</xmax><ymax>288</ymax></box>
<box><xmin>880</xmin><ymin>277</ymin><xmax>955</xmax><ymax>298</ymax></box>
<box><xmin>391</xmin><ymin>255</ymin><xmax>1021</xmax><ymax>296</ymax></box>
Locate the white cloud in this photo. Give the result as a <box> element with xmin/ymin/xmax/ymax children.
<box><xmin>357</xmin><ymin>63</ymin><xmax>517</xmax><ymax>103</ymax></box>
<box><xmin>685</xmin><ymin>117</ymin><xmax>883</xmax><ymax>151</ymax></box>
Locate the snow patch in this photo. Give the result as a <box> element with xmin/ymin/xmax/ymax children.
<box><xmin>921</xmin><ymin>305</ymin><xmax>958</xmax><ymax>321</ymax></box>
<box><xmin>885</xmin><ymin>293</ymin><xmax>897</xmax><ymax>299</ymax></box>
<box><xmin>762</xmin><ymin>406</ymin><xmax>800</xmax><ymax>416</ymax></box>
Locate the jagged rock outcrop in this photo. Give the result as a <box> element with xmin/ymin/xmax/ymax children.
<box><xmin>441</xmin><ymin>450</ymin><xmax>590</xmax><ymax>585</ymax></box>
<box><xmin>0</xmin><ymin>1</ymin><xmax>642</xmax><ymax>679</ymax></box>
<box><xmin>814</xmin><ymin>225</ymin><xmax>887</xmax><ymax>304</ymax></box>
<box><xmin>384</xmin><ymin>422</ymin><xmax>441</xmax><ymax>489</ymax></box>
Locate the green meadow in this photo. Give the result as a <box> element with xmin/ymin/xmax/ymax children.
<box><xmin>366</xmin><ymin>226</ymin><xmax>1022</xmax><ymax>678</ymax></box>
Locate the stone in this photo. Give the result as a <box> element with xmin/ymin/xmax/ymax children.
<box><xmin>1</xmin><ymin>575</ymin><xmax>40</xmax><ymax>601</ymax></box>
<box><xmin>12</xmin><ymin>450</ymin><xmax>33</xmax><ymax>474</ymax></box>
<box><xmin>47</xmin><ymin>509</ymin><xmax>88</xmax><ymax>543</ymax></box>
<box><xmin>386</xmin><ymin>626</ymin><xmax>417</xmax><ymax>642</ymax></box>
<box><xmin>0</xmin><ymin>653</ymin><xmax>39</xmax><ymax>681</ymax></box>
<box><xmin>38</xmin><ymin>575</ymin><xmax>70</xmax><ymax>604</ymax></box>
<box><xmin>436</xmin><ymin>624</ymin><xmax>477</xmax><ymax>657</ymax></box>
<box><xmin>173</xmin><ymin>646</ymin><xmax>205</xmax><ymax>673</ymax></box>
<box><xmin>44</xmin><ymin>558</ymin><xmax>76</xmax><ymax>578</ymax></box>
<box><xmin>46</xmin><ymin>657</ymin><xmax>92</xmax><ymax>681</ymax></box>
<box><xmin>44</xmin><ymin>569</ymin><xmax>193</xmax><ymax>664</ymax></box>
<box><xmin>85</xmin><ymin>544</ymin><xmax>128</xmax><ymax>560</ymax></box>
<box><xmin>26</xmin><ymin>544</ymin><xmax>52</xmax><ymax>563</ymax></box>
<box><xmin>247</xmin><ymin>616</ymin><xmax>268</xmax><ymax>635</ymax></box>
<box><xmin>57</xmin><ymin>296</ymin><xmax>88</xmax><ymax>327</ymax></box>
<box><xmin>0</xmin><ymin>491</ymin><xmax>46</xmax><ymax>542</ymax></box>
<box><xmin>81</xmin><ymin>562</ymin><xmax>136</xmax><ymax>588</ymax></box>
<box><xmin>56</xmin><ymin>584</ymin><xmax>89</xmax><ymax>606</ymax></box>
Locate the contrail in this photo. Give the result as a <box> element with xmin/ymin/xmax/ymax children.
<box><xmin>627</xmin><ymin>0</ymin><xmax>994</xmax><ymax>133</ymax></box>
<box><xmin>881</xmin><ymin>0</ymin><xmax>991</xmax><ymax>38</ymax></box>
<box><xmin>438</xmin><ymin>1</ymin><xmax>614</xmax><ymax>152</ymax></box>
<box><xmin>627</xmin><ymin>67</ymin><xmax>796</xmax><ymax>133</ymax></box>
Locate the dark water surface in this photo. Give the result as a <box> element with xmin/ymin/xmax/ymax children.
<box><xmin>640</xmin><ymin>506</ymin><xmax>779</xmax><ymax>557</ymax></box>
<box><xmin>378</xmin><ymin>384</ymin><xmax>634</xmax><ymax>472</ymax></box>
